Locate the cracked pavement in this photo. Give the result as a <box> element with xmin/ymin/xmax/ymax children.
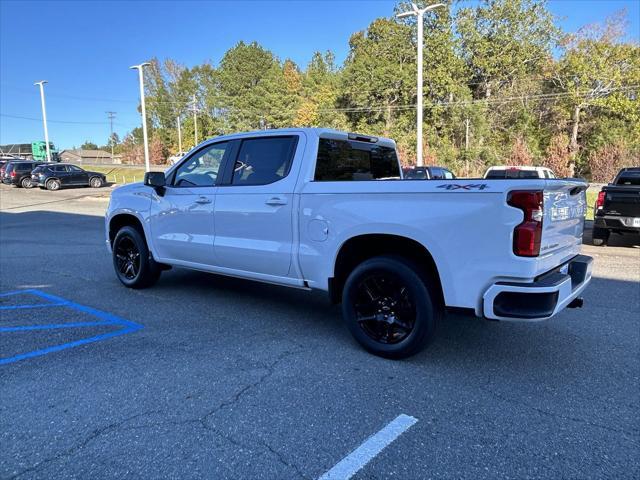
<box><xmin>1</xmin><ymin>186</ymin><xmax>639</xmax><ymax>479</ymax></box>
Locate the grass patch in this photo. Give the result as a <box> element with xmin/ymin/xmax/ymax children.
<box><xmin>88</xmin><ymin>166</ymin><xmax>161</xmax><ymax>185</ymax></box>
<box><xmin>585</xmin><ymin>190</ymin><xmax>597</xmax><ymax>221</ymax></box>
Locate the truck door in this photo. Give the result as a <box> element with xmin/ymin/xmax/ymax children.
<box><xmin>149</xmin><ymin>142</ymin><xmax>228</xmax><ymax>266</ymax></box>
<box><xmin>213</xmin><ymin>135</ymin><xmax>300</xmax><ymax>277</ymax></box>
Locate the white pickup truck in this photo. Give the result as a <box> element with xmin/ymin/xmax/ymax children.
<box><xmin>106</xmin><ymin>128</ymin><xmax>592</xmax><ymax>358</ymax></box>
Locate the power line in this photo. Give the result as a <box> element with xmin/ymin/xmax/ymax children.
<box><xmin>0</xmin><ymin>113</ymin><xmax>112</xmax><ymax>125</ymax></box>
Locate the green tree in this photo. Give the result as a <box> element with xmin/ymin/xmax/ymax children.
<box><xmin>80</xmin><ymin>141</ymin><xmax>98</xmax><ymax>150</ymax></box>
<box><xmin>553</xmin><ymin>11</ymin><xmax>640</xmax><ymax>174</ymax></box>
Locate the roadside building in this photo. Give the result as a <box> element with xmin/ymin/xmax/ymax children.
<box><xmin>58</xmin><ymin>149</ymin><xmax>122</xmax><ymax>165</ymax></box>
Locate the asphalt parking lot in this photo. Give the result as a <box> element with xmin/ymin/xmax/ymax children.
<box><xmin>1</xmin><ymin>184</ymin><xmax>639</xmax><ymax>479</ymax></box>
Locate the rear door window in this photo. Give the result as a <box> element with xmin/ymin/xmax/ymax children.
<box><xmin>315</xmin><ymin>138</ymin><xmax>400</xmax><ymax>181</ymax></box>
<box><xmin>231</xmin><ymin>136</ymin><xmax>297</xmax><ymax>186</ymax></box>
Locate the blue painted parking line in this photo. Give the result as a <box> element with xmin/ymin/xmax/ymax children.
<box><xmin>0</xmin><ymin>289</ymin><xmax>143</xmax><ymax>366</ymax></box>
<box><xmin>0</xmin><ymin>303</ymin><xmax>69</xmax><ymax>311</ymax></box>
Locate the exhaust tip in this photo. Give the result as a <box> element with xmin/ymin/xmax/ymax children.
<box><xmin>567</xmin><ymin>297</ymin><xmax>584</xmax><ymax>309</ymax></box>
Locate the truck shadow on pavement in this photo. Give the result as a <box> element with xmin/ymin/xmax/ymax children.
<box><xmin>1</xmin><ymin>210</ymin><xmax>637</xmax><ymax>372</ymax></box>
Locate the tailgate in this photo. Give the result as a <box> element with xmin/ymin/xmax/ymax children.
<box><xmin>602</xmin><ymin>186</ymin><xmax>640</xmax><ymax>217</ymax></box>
<box><xmin>539</xmin><ymin>180</ymin><xmax>588</xmax><ymax>267</ymax></box>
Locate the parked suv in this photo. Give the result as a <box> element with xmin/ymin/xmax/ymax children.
<box><xmin>2</xmin><ymin>161</ymin><xmax>39</xmax><ymax>188</ymax></box>
<box><xmin>35</xmin><ymin>163</ymin><xmax>106</xmax><ymax>190</ymax></box>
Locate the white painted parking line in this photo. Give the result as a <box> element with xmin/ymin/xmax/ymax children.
<box><xmin>318</xmin><ymin>414</ymin><xmax>418</xmax><ymax>480</ymax></box>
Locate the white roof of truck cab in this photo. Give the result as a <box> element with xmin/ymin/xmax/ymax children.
<box><xmin>199</xmin><ymin>128</ymin><xmax>396</xmax><ymax>149</ymax></box>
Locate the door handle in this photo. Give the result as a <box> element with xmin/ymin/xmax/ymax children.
<box><xmin>195</xmin><ymin>196</ymin><xmax>212</xmax><ymax>205</ymax></box>
<box><xmin>265</xmin><ymin>197</ymin><xmax>287</xmax><ymax>206</ymax></box>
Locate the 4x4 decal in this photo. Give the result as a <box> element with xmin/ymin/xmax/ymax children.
<box><xmin>437</xmin><ymin>183</ymin><xmax>489</xmax><ymax>191</ymax></box>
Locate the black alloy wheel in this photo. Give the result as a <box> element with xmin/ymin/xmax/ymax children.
<box><xmin>115</xmin><ymin>236</ymin><xmax>141</xmax><ymax>280</ymax></box>
<box><xmin>342</xmin><ymin>255</ymin><xmax>439</xmax><ymax>359</ymax></box>
<box><xmin>353</xmin><ymin>272</ymin><xmax>416</xmax><ymax>345</ymax></box>
<box><xmin>112</xmin><ymin>226</ymin><xmax>161</xmax><ymax>288</ymax></box>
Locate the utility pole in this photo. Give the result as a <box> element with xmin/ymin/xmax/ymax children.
<box><xmin>464</xmin><ymin>117</ymin><xmax>470</xmax><ymax>177</ymax></box>
<box><xmin>130</xmin><ymin>62</ymin><xmax>151</xmax><ymax>172</ymax></box>
<box><xmin>34</xmin><ymin>81</ymin><xmax>51</xmax><ymax>162</ymax></box>
<box><xmin>397</xmin><ymin>2</ymin><xmax>446</xmax><ymax>167</ymax></box>
<box><xmin>177</xmin><ymin>116</ymin><xmax>182</xmax><ymax>153</ymax></box>
<box><xmin>191</xmin><ymin>94</ymin><xmax>198</xmax><ymax>146</ymax></box>
<box><xmin>106</xmin><ymin>111</ymin><xmax>116</xmax><ymax>159</ymax></box>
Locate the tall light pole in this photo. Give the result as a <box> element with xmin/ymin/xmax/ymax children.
<box><xmin>177</xmin><ymin>115</ymin><xmax>182</xmax><ymax>153</ymax></box>
<box><xmin>34</xmin><ymin>81</ymin><xmax>51</xmax><ymax>162</ymax></box>
<box><xmin>130</xmin><ymin>62</ymin><xmax>151</xmax><ymax>172</ymax></box>
<box><xmin>397</xmin><ymin>2</ymin><xmax>445</xmax><ymax>166</ymax></box>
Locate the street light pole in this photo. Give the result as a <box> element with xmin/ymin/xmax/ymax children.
<box><xmin>397</xmin><ymin>2</ymin><xmax>445</xmax><ymax>167</ymax></box>
<box><xmin>177</xmin><ymin>115</ymin><xmax>182</xmax><ymax>153</ymax></box>
<box><xmin>130</xmin><ymin>62</ymin><xmax>151</xmax><ymax>172</ymax></box>
<box><xmin>34</xmin><ymin>81</ymin><xmax>51</xmax><ymax>162</ymax></box>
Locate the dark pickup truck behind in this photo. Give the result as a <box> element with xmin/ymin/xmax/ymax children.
<box><xmin>592</xmin><ymin>167</ymin><xmax>640</xmax><ymax>246</ymax></box>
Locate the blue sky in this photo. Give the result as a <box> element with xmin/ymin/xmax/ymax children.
<box><xmin>1</xmin><ymin>0</ymin><xmax>638</xmax><ymax>149</ymax></box>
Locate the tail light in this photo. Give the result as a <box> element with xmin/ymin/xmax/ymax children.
<box><xmin>10</xmin><ymin>171</ymin><xmax>16</xmax><ymax>177</ymax></box>
<box><xmin>508</xmin><ymin>190</ymin><xmax>544</xmax><ymax>257</ymax></box>
<box><xmin>595</xmin><ymin>191</ymin><xmax>606</xmax><ymax>209</ymax></box>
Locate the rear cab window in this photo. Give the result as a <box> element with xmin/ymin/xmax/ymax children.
<box><xmin>314</xmin><ymin>138</ymin><xmax>400</xmax><ymax>181</ymax></box>
<box><xmin>615</xmin><ymin>173</ymin><xmax>640</xmax><ymax>186</ymax></box>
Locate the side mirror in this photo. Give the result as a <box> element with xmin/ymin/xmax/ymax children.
<box><xmin>144</xmin><ymin>171</ymin><xmax>166</xmax><ymax>195</ymax></box>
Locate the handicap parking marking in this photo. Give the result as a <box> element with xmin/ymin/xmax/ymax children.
<box><xmin>319</xmin><ymin>414</ymin><xmax>418</xmax><ymax>480</ymax></box>
<box><xmin>0</xmin><ymin>289</ymin><xmax>143</xmax><ymax>366</ymax></box>
<box><xmin>0</xmin><ymin>289</ymin><xmax>69</xmax><ymax>310</ymax></box>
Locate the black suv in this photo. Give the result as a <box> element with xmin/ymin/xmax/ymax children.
<box><xmin>33</xmin><ymin>163</ymin><xmax>106</xmax><ymax>191</ymax></box>
<box><xmin>2</xmin><ymin>161</ymin><xmax>39</xmax><ymax>188</ymax></box>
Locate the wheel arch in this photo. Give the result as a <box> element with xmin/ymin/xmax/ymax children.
<box><xmin>329</xmin><ymin>233</ymin><xmax>444</xmax><ymax>307</ymax></box>
<box><xmin>108</xmin><ymin>213</ymin><xmax>146</xmax><ymax>246</ymax></box>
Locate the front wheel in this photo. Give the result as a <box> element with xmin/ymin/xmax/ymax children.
<box><xmin>90</xmin><ymin>176</ymin><xmax>103</xmax><ymax>188</ymax></box>
<box><xmin>342</xmin><ymin>255</ymin><xmax>440</xmax><ymax>359</ymax></box>
<box><xmin>112</xmin><ymin>226</ymin><xmax>161</xmax><ymax>288</ymax></box>
<box><xmin>21</xmin><ymin>177</ymin><xmax>33</xmax><ymax>188</ymax></box>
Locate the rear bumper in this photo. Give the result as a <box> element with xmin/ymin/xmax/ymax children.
<box><xmin>483</xmin><ymin>255</ymin><xmax>593</xmax><ymax>321</ymax></box>
<box><xmin>594</xmin><ymin>215</ymin><xmax>640</xmax><ymax>232</ymax></box>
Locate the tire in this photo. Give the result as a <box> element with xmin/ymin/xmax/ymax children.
<box><xmin>46</xmin><ymin>179</ymin><xmax>60</xmax><ymax>191</ymax></box>
<box><xmin>341</xmin><ymin>255</ymin><xmax>440</xmax><ymax>359</ymax></box>
<box><xmin>21</xmin><ymin>177</ymin><xmax>33</xmax><ymax>189</ymax></box>
<box><xmin>112</xmin><ymin>226</ymin><xmax>161</xmax><ymax>289</ymax></box>
<box><xmin>592</xmin><ymin>227</ymin><xmax>610</xmax><ymax>246</ymax></box>
<box><xmin>90</xmin><ymin>176</ymin><xmax>103</xmax><ymax>188</ymax></box>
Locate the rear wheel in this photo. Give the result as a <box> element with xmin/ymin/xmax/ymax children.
<box><xmin>21</xmin><ymin>177</ymin><xmax>33</xmax><ymax>189</ymax></box>
<box><xmin>342</xmin><ymin>255</ymin><xmax>440</xmax><ymax>359</ymax></box>
<box><xmin>46</xmin><ymin>179</ymin><xmax>60</xmax><ymax>191</ymax></box>
<box><xmin>90</xmin><ymin>176</ymin><xmax>103</xmax><ymax>188</ymax></box>
<box><xmin>592</xmin><ymin>227</ymin><xmax>610</xmax><ymax>246</ymax></box>
<box><xmin>112</xmin><ymin>226</ymin><xmax>161</xmax><ymax>288</ymax></box>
